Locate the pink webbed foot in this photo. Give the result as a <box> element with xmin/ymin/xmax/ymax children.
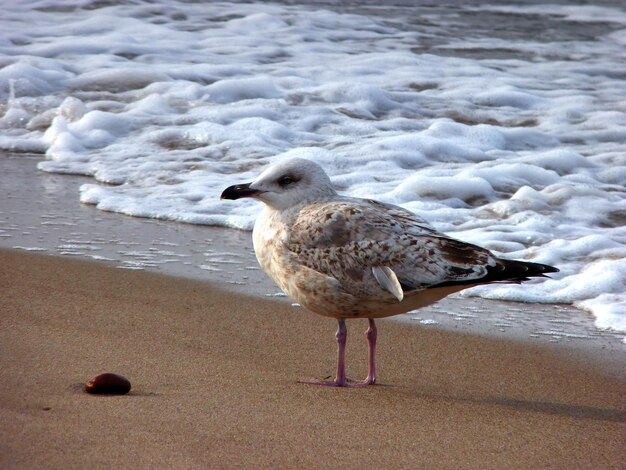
<box><xmin>297</xmin><ymin>377</ymin><xmax>371</xmax><ymax>387</ymax></box>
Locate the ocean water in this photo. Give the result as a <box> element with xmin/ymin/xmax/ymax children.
<box><xmin>1</xmin><ymin>1</ymin><xmax>625</xmax><ymax>336</ymax></box>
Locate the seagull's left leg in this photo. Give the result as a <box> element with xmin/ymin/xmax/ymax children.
<box><xmin>362</xmin><ymin>318</ymin><xmax>377</xmax><ymax>385</ymax></box>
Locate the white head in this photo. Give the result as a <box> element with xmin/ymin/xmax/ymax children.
<box><xmin>221</xmin><ymin>158</ymin><xmax>337</xmax><ymax>210</ymax></box>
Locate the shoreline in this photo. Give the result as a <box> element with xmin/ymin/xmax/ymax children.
<box><xmin>1</xmin><ymin>248</ymin><xmax>625</xmax><ymax>468</ymax></box>
<box><xmin>2</xmin><ymin>154</ymin><xmax>624</xmax><ymax>352</ymax></box>
<box><xmin>5</xmin><ymin>246</ymin><xmax>626</xmax><ymax>380</ymax></box>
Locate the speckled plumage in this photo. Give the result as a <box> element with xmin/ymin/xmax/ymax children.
<box><xmin>221</xmin><ymin>158</ymin><xmax>558</xmax><ymax>386</ymax></box>
<box><xmin>253</xmin><ymin>196</ymin><xmax>498</xmax><ymax>319</ymax></box>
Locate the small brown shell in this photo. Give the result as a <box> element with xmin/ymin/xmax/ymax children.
<box><xmin>85</xmin><ymin>373</ymin><xmax>131</xmax><ymax>395</ymax></box>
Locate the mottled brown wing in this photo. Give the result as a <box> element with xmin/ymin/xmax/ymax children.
<box><xmin>285</xmin><ymin>197</ymin><xmax>497</xmax><ymax>292</ymax></box>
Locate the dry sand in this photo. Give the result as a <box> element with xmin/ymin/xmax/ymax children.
<box><xmin>1</xmin><ymin>249</ymin><xmax>624</xmax><ymax>469</ymax></box>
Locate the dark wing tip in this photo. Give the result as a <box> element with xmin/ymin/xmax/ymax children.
<box><xmin>430</xmin><ymin>259</ymin><xmax>559</xmax><ymax>290</ymax></box>
<box><xmin>540</xmin><ymin>264</ymin><xmax>559</xmax><ymax>274</ymax></box>
<box><xmin>501</xmin><ymin>259</ymin><xmax>559</xmax><ymax>282</ymax></box>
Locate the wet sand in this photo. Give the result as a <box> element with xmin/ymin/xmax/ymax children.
<box><xmin>2</xmin><ymin>154</ymin><xmax>623</xmax><ymax>349</ymax></box>
<box><xmin>1</xmin><ymin>249</ymin><xmax>624</xmax><ymax>469</ymax></box>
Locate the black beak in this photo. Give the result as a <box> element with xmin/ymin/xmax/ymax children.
<box><xmin>220</xmin><ymin>182</ymin><xmax>260</xmax><ymax>200</ymax></box>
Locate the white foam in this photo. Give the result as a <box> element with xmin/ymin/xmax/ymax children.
<box><xmin>1</xmin><ymin>1</ymin><xmax>625</xmax><ymax>334</ymax></box>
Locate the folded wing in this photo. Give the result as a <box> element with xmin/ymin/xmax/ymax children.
<box><xmin>286</xmin><ymin>197</ymin><xmax>557</xmax><ymax>300</ymax></box>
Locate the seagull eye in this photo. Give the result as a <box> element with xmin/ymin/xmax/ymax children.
<box><xmin>278</xmin><ymin>175</ymin><xmax>295</xmax><ymax>187</ymax></box>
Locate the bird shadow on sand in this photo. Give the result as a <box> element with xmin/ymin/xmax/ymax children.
<box><xmin>422</xmin><ymin>391</ymin><xmax>626</xmax><ymax>423</ymax></box>
<box><xmin>298</xmin><ymin>381</ymin><xmax>624</xmax><ymax>422</ymax></box>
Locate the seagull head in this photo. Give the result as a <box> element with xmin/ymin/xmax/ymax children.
<box><xmin>221</xmin><ymin>158</ymin><xmax>337</xmax><ymax>210</ymax></box>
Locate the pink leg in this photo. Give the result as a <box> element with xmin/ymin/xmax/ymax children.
<box><xmin>299</xmin><ymin>319</ymin><xmax>378</xmax><ymax>387</ymax></box>
<box><xmin>299</xmin><ymin>320</ymin><xmax>349</xmax><ymax>386</ymax></box>
<box><xmin>363</xmin><ymin>318</ymin><xmax>377</xmax><ymax>385</ymax></box>
<box><xmin>334</xmin><ymin>319</ymin><xmax>348</xmax><ymax>386</ymax></box>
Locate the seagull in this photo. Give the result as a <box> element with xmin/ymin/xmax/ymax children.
<box><xmin>221</xmin><ymin>158</ymin><xmax>558</xmax><ymax>387</ymax></box>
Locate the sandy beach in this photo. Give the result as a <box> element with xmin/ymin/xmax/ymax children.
<box><xmin>1</xmin><ymin>248</ymin><xmax>624</xmax><ymax>469</ymax></box>
<box><xmin>2</xmin><ymin>1</ymin><xmax>626</xmax><ymax>467</ymax></box>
